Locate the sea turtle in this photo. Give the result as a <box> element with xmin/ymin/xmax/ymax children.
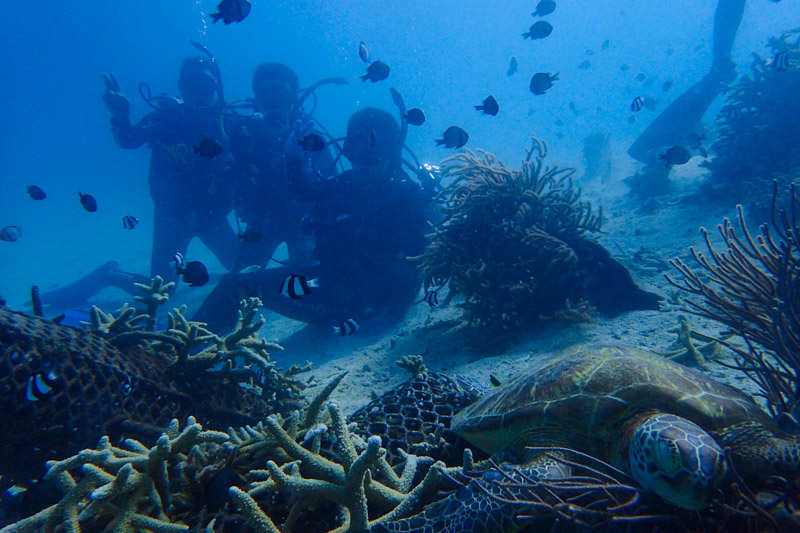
<box><xmin>373</xmin><ymin>344</ymin><xmax>800</xmax><ymax>532</ymax></box>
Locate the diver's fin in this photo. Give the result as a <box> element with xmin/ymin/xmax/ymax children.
<box><xmin>628</xmin><ymin>0</ymin><xmax>745</xmax><ymax>162</ymax></box>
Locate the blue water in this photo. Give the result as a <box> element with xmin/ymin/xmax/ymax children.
<box><xmin>0</xmin><ymin>0</ymin><xmax>796</xmax><ymax>308</ymax></box>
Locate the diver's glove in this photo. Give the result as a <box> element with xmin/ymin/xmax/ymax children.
<box><xmin>102</xmin><ymin>72</ymin><xmax>130</xmax><ymax>122</ymax></box>
<box><xmin>284</xmin><ymin>119</ymin><xmax>316</xmax><ymax>158</ymax></box>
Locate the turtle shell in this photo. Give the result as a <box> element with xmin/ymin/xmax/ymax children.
<box><xmin>452</xmin><ymin>343</ymin><xmax>774</xmax><ymax>461</ymax></box>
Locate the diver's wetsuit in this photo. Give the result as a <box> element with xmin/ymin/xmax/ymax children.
<box><xmin>227</xmin><ymin>114</ymin><xmax>335</xmax><ymax>268</ymax></box>
<box><xmin>111</xmin><ymin>103</ymin><xmax>240</xmax><ymax>279</ymax></box>
<box><xmin>193</xmin><ymin>167</ymin><xmax>429</xmax><ymax>334</ymax></box>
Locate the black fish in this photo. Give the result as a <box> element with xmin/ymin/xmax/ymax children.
<box><xmin>79</xmin><ymin>192</ymin><xmax>97</xmax><ymax>212</ymax></box>
<box><xmin>27</xmin><ymin>185</ymin><xmax>46</xmax><ymax>200</ymax></box>
<box><xmin>773</xmin><ymin>51</ymin><xmax>789</xmax><ymax>71</ymax></box>
<box><xmin>523</xmin><ymin>20</ymin><xmax>553</xmax><ymax>40</ymax></box>
<box><xmin>194</xmin><ymin>138</ymin><xmax>223</xmax><ymax>159</ymax></box>
<box><xmin>26</xmin><ymin>364</ymin><xmax>60</xmax><ymax>402</ymax></box>
<box><xmin>281</xmin><ymin>274</ymin><xmax>319</xmax><ymax>300</ymax></box>
<box><xmin>660</xmin><ymin>145</ymin><xmax>691</xmax><ymax>167</ymax></box>
<box><xmin>122</xmin><ymin>215</ymin><xmax>139</xmax><ymax>230</ymax></box>
<box><xmin>173</xmin><ymin>252</ymin><xmax>209</xmax><ymax>287</ymax></box>
<box><xmin>620</xmin><ymin>63</ymin><xmax>630</xmax><ymax>72</ymax></box>
<box><xmin>238</xmin><ymin>227</ymin><xmax>263</xmax><ymax>242</ymax></box>
<box><xmin>529</xmin><ymin>72</ymin><xmax>558</xmax><ymax>95</ymax></box>
<box><xmin>636</xmin><ymin>72</ymin><xmax>647</xmax><ymax>81</ymax></box>
<box><xmin>662</xmin><ymin>80</ymin><xmax>673</xmax><ymax>91</ymax></box>
<box><xmin>423</xmin><ymin>290</ymin><xmax>439</xmax><ymax>307</ymax></box>
<box><xmin>299</xmin><ymin>133</ymin><xmax>326</xmax><ymax>152</ymax></box>
<box><xmin>507</xmin><ymin>56</ymin><xmax>518</xmax><ymax>76</ymax></box>
<box><xmin>404</xmin><ymin>108</ymin><xmax>426</xmax><ymax>126</ymax></box>
<box><xmin>475</xmin><ymin>95</ymin><xmax>499</xmax><ymax>116</ymax></box>
<box><xmin>210</xmin><ymin>0</ymin><xmax>251</xmax><ymax>24</ymax></box>
<box><xmin>532</xmin><ymin>0</ymin><xmax>556</xmax><ymax>17</ymax></box>
<box><xmin>436</xmin><ymin>126</ymin><xmax>469</xmax><ymax>149</ymax></box>
<box><xmin>601</xmin><ymin>39</ymin><xmax>610</xmax><ymax>51</ymax></box>
<box><xmin>358</xmin><ymin>41</ymin><xmax>371</xmax><ymax>63</ymax></box>
<box><xmin>1</xmin><ymin>225</ymin><xmax>21</xmax><ymax>242</ymax></box>
<box><xmin>361</xmin><ymin>60</ymin><xmax>390</xmax><ymax>83</ymax></box>
<box><xmin>333</xmin><ymin>318</ymin><xmax>360</xmax><ymax>336</ymax></box>
<box><xmin>631</xmin><ymin>96</ymin><xmax>644</xmax><ymax>112</ymax></box>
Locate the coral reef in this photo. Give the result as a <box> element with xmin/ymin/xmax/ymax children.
<box><xmin>0</xmin><ymin>297</ymin><xmax>306</xmax><ymax>484</ymax></box>
<box><xmin>704</xmin><ymin>28</ymin><xmax>800</xmax><ymax>214</ymax></box>
<box><xmin>416</xmin><ymin>136</ymin><xmax>658</xmax><ymax>343</ymax></box>
<box><xmin>667</xmin><ymin>183</ymin><xmax>800</xmax><ymax>423</ymax></box>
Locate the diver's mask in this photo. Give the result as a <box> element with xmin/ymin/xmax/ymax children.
<box><xmin>253</xmin><ymin>81</ymin><xmax>297</xmax><ymax>132</ymax></box>
<box><xmin>179</xmin><ymin>70</ymin><xmax>218</xmax><ymax>107</ymax></box>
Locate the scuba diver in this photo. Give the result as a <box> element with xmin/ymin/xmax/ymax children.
<box><xmin>192</xmin><ymin>107</ymin><xmax>431</xmax><ymax>335</ymax></box>
<box><xmin>103</xmin><ymin>53</ymin><xmax>240</xmax><ymax>278</ymax></box>
<box><xmin>627</xmin><ymin>0</ymin><xmax>746</xmax><ymax>194</ymax></box>
<box><xmin>38</xmin><ymin>49</ymin><xmax>241</xmax><ymax>316</ymax></box>
<box><xmin>226</xmin><ymin>62</ymin><xmax>338</xmax><ymax>269</ymax></box>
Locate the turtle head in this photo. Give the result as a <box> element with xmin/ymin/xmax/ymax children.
<box><xmin>629</xmin><ymin>414</ymin><xmax>726</xmax><ymax>510</ymax></box>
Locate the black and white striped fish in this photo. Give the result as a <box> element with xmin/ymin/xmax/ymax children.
<box><xmin>631</xmin><ymin>96</ymin><xmax>644</xmax><ymax>112</ymax></box>
<box><xmin>122</xmin><ymin>215</ymin><xmax>139</xmax><ymax>230</ymax></box>
<box><xmin>773</xmin><ymin>51</ymin><xmax>789</xmax><ymax>71</ymax></box>
<box><xmin>333</xmin><ymin>318</ymin><xmax>360</xmax><ymax>336</ymax></box>
<box><xmin>26</xmin><ymin>365</ymin><xmax>59</xmax><ymax>402</ymax></box>
<box><xmin>280</xmin><ymin>274</ymin><xmax>319</xmax><ymax>300</ymax></box>
<box><xmin>423</xmin><ymin>290</ymin><xmax>439</xmax><ymax>307</ymax></box>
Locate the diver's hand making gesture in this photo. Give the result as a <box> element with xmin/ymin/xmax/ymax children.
<box><xmin>102</xmin><ymin>72</ymin><xmax>130</xmax><ymax>121</ymax></box>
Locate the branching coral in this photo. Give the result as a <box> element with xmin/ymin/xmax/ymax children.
<box><xmin>0</xmin><ymin>417</ymin><xmax>228</xmax><ymax>533</ymax></box>
<box><xmin>416</xmin><ymin>136</ymin><xmax>610</xmax><ymax>337</ymax></box>
<box><xmin>704</xmin><ymin>28</ymin><xmax>800</xmax><ymax>213</ymax></box>
<box><xmin>667</xmin><ymin>183</ymin><xmax>800</xmax><ymax>421</ymax></box>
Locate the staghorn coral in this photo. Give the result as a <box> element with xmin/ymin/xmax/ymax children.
<box><xmin>704</xmin><ymin>28</ymin><xmax>800</xmax><ymax>214</ymax></box>
<box><xmin>667</xmin><ymin>182</ymin><xmax>800</xmax><ymax>422</ymax></box>
<box><xmin>416</xmin><ymin>136</ymin><xmax>658</xmax><ymax>343</ymax></box>
<box><xmin>0</xmin><ymin>417</ymin><xmax>228</xmax><ymax>533</ymax></box>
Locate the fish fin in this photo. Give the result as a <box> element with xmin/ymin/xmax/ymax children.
<box><xmin>360</xmin><ymin>73</ymin><xmax>369</xmax><ymax>82</ymax></box>
<box><xmin>435</xmin><ymin>139</ymin><xmax>445</xmax><ymax>146</ymax></box>
<box><xmin>307</xmin><ymin>277</ymin><xmax>320</xmax><ymax>288</ymax></box>
<box><xmin>210</xmin><ymin>12</ymin><xmax>222</xmax><ymax>23</ymax></box>
<box><xmin>475</xmin><ymin>105</ymin><xmax>483</xmax><ymax>111</ymax></box>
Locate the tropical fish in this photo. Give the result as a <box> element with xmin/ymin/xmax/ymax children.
<box><xmin>26</xmin><ymin>185</ymin><xmax>46</xmax><ymax>200</ymax></box>
<box><xmin>475</xmin><ymin>95</ymin><xmax>499</xmax><ymax>116</ymax></box>
<box><xmin>122</xmin><ymin>215</ymin><xmax>139</xmax><ymax>230</ymax></box>
<box><xmin>404</xmin><ymin>108</ymin><xmax>426</xmax><ymax>126</ymax></box>
<box><xmin>532</xmin><ymin>0</ymin><xmax>556</xmax><ymax>17</ymax></box>
<box><xmin>333</xmin><ymin>318</ymin><xmax>360</xmax><ymax>336</ymax></box>
<box><xmin>280</xmin><ymin>274</ymin><xmax>319</xmax><ymax>300</ymax></box>
<box><xmin>529</xmin><ymin>72</ymin><xmax>558</xmax><ymax>95</ymax></box>
<box><xmin>507</xmin><ymin>56</ymin><xmax>518</xmax><ymax>76</ymax></box>
<box><xmin>194</xmin><ymin>138</ymin><xmax>223</xmax><ymax>159</ymax></box>
<box><xmin>1</xmin><ymin>226</ymin><xmax>21</xmax><ymax>242</ymax></box>
<box><xmin>26</xmin><ymin>364</ymin><xmax>60</xmax><ymax>402</ymax></box>
<box><xmin>423</xmin><ymin>290</ymin><xmax>439</xmax><ymax>307</ymax></box>
<box><xmin>436</xmin><ymin>126</ymin><xmax>469</xmax><ymax>149</ymax></box>
<box><xmin>210</xmin><ymin>0</ymin><xmax>251</xmax><ymax>24</ymax></box>
<box><xmin>523</xmin><ymin>20</ymin><xmax>553</xmax><ymax>40</ymax></box>
<box><xmin>361</xmin><ymin>60</ymin><xmax>390</xmax><ymax>83</ymax></box>
<box><xmin>631</xmin><ymin>96</ymin><xmax>644</xmax><ymax>112</ymax></box>
<box><xmin>358</xmin><ymin>41</ymin><xmax>371</xmax><ymax>63</ymax></box>
<box><xmin>299</xmin><ymin>133</ymin><xmax>326</xmax><ymax>152</ymax></box>
<box><xmin>173</xmin><ymin>252</ymin><xmax>209</xmax><ymax>287</ymax></box>
<box><xmin>79</xmin><ymin>192</ymin><xmax>97</xmax><ymax>212</ymax></box>
<box><xmin>660</xmin><ymin>145</ymin><xmax>692</xmax><ymax>167</ymax></box>
<box><xmin>773</xmin><ymin>51</ymin><xmax>789</xmax><ymax>71</ymax></box>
